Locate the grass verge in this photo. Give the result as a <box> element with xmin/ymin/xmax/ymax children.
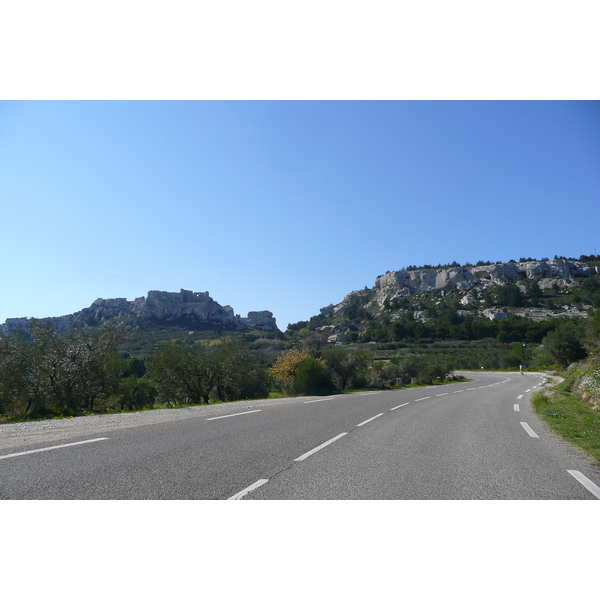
<box><xmin>533</xmin><ymin>380</ymin><xmax>600</xmax><ymax>466</ymax></box>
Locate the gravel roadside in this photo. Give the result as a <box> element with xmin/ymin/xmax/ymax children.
<box><xmin>0</xmin><ymin>406</ymin><xmax>215</xmax><ymax>451</ymax></box>
<box><xmin>0</xmin><ymin>395</ymin><xmax>303</xmax><ymax>452</ymax></box>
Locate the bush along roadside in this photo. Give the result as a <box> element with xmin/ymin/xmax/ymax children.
<box><xmin>532</xmin><ymin>365</ymin><xmax>600</xmax><ymax>466</ymax></box>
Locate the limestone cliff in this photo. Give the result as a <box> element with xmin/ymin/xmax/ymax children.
<box><xmin>373</xmin><ymin>259</ymin><xmax>594</xmax><ymax>306</ymax></box>
<box><xmin>322</xmin><ymin>258</ymin><xmax>597</xmax><ymax>322</ymax></box>
<box><xmin>1</xmin><ymin>289</ymin><xmax>279</xmax><ymax>335</ymax></box>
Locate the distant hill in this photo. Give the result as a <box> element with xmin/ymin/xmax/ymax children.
<box><xmin>1</xmin><ymin>289</ymin><xmax>280</xmax><ymax>337</ymax></box>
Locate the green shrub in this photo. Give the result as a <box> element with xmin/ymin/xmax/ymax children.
<box><xmin>293</xmin><ymin>357</ymin><xmax>335</xmax><ymax>396</ymax></box>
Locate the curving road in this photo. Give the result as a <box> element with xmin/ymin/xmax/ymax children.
<box><xmin>1</xmin><ymin>371</ymin><xmax>599</xmax><ymax>499</ymax></box>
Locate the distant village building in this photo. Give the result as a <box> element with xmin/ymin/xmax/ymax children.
<box><xmin>328</xmin><ymin>333</ymin><xmax>346</xmax><ymax>344</ymax></box>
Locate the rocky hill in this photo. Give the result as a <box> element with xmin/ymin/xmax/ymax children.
<box><xmin>372</xmin><ymin>258</ymin><xmax>595</xmax><ymax>303</ymax></box>
<box><xmin>1</xmin><ymin>289</ymin><xmax>279</xmax><ymax>336</ymax></box>
<box><xmin>307</xmin><ymin>258</ymin><xmax>600</xmax><ymax>345</ymax></box>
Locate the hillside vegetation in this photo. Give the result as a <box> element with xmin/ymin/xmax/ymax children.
<box><xmin>1</xmin><ymin>255</ymin><xmax>599</xmax><ymax>423</ymax></box>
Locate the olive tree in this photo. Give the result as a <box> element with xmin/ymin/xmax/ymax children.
<box><xmin>146</xmin><ymin>341</ymin><xmax>215</xmax><ymax>405</ymax></box>
<box><xmin>211</xmin><ymin>337</ymin><xmax>270</xmax><ymax>402</ymax></box>
<box><xmin>0</xmin><ymin>320</ymin><xmax>128</xmax><ymax>416</ymax></box>
<box><xmin>322</xmin><ymin>346</ymin><xmax>370</xmax><ymax>390</ymax></box>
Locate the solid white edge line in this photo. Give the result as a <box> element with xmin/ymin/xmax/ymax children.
<box><xmin>228</xmin><ymin>479</ymin><xmax>269</xmax><ymax>500</ymax></box>
<box><xmin>0</xmin><ymin>437</ymin><xmax>109</xmax><ymax>460</ymax></box>
<box><xmin>206</xmin><ymin>409</ymin><xmax>262</xmax><ymax>421</ymax></box>
<box><xmin>357</xmin><ymin>413</ymin><xmax>384</xmax><ymax>427</ymax></box>
<box><xmin>514</xmin><ymin>404</ymin><xmax>520</xmax><ymax>411</ymax></box>
<box><xmin>390</xmin><ymin>403</ymin><xmax>410</xmax><ymax>411</ymax></box>
<box><xmin>294</xmin><ymin>433</ymin><xmax>348</xmax><ymax>462</ymax></box>
<box><xmin>567</xmin><ymin>470</ymin><xmax>600</xmax><ymax>500</ymax></box>
<box><xmin>520</xmin><ymin>422</ymin><xmax>539</xmax><ymax>438</ymax></box>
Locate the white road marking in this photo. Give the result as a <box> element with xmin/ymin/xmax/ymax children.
<box><xmin>0</xmin><ymin>438</ymin><xmax>109</xmax><ymax>460</ymax></box>
<box><xmin>390</xmin><ymin>403</ymin><xmax>410</xmax><ymax>411</ymax></box>
<box><xmin>567</xmin><ymin>470</ymin><xmax>600</xmax><ymax>500</ymax></box>
<box><xmin>517</xmin><ymin>395</ymin><xmax>523</xmax><ymax>400</ymax></box>
<box><xmin>206</xmin><ymin>409</ymin><xmax>262</xmax><ymax>421</ymax></box>
<box><xmin>520</xmin><ymin>422</ymin><xmax>539</xmax><ymax>438</ymax></box>
<box><xmin>357</xmin><ymin>413</ymin><xmax>384</xmax><ymax>427</ymax></box>
<box><xmin>477</xmin><ymin>386</ymin><xmax>486</xmax><ymax>389</ymax></box>
<box><xmin>414</xmin><ymin>397</ymin><xmax>430</xmax><ymax>402</ymax></box>
<box><xmin>435</xmin><ymin>393</ymin><xmax>449</xmax><ymax>397</ymax></box>
<box><xmin>514</xmin><ymin>404</ymin><xmax>520</xmax><ymax>411</ymax></box>
<box><xmin>467</xmin><ymin>388</ymin><xmax>476</xmax><ymax>391</ymax></box>
<box><xmin>360</xmin><ymin>391</ymin><xmax>382</xmax><ymax>395</ymax></box>
<box><xmin>228</xmin><ymin>479</ymin><xmax>269</xmax><ymax>500</ymax></box>
<box><xmin>453</xmin><ymin>390</ymin><xmax>464</xmax><ymax>393</ymax></box>
<box><xmin>525</xmin><ymin>389</ymin><xmax>531</xmax><ymax>393</ymax></box>
<box><xmin>294</xmin><ymin>433</ymin><xmax>348</xmax><ymax>462</ymax></box>
<box><xmin>304</xmin><ymin>397</ymin><xmax>336</xmax><ymax>404</ymax></box>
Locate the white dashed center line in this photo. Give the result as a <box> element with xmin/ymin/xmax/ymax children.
<box><xmin>414</xmin><ymin>397</ymin><xmax>430</xmax><ymax>402</ymax></box>
<box><xmin>228</xmin><ymin>479</ymin><xmax>269</xmax><ymax>500</ymax></box>
<box><xmin>514</xmin><ymin>404</ymin><xmax>520</xmax><ymax>412</ymax></box>
<box><xmin>294</xmin><ymin>433</ymin><xmax>348</xmax><ymax>462</ymax></box>
<box><xmin>390</xmin><ymin>403</ymin><xmax>410</xmax><ymax>411</ymax></box>
<box><xmin>357</xmin><ymin>413</ymin><xmax>384</xmax><ymax>427</ymax></box>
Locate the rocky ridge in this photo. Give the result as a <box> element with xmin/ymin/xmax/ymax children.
<box><xmin>373</xmin><ymin>258</ymin><xmax>594</xmax><ymax>305</ymax></box>
<box><xmin>322</xmin><ymin>258</ymin><xmax>598</xmax><ymax>322</ymax></box>
<box><xmin>1</xmin><ymin>289</ymin><xmax>279</xmax><ymax>335</ymax></box>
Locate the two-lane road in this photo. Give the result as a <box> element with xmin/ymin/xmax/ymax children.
<box><xmin>1</xmin><ymin>372</ymin><xmax>599</xmax><ymax>499</ymax></box>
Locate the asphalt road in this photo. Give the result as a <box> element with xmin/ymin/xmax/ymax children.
<box><xmin>1</xmin><ymin>371</ymin><xmax>599</xmax><ymax>499</ymax></box>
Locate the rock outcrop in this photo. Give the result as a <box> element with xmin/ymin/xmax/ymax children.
<box><xmin>319</xmin><ymin>258</ymin><xmax>596</xmax><ymax>325</ymax></box>
<box><xmin>239</xmin><ymin>311</ymin><xmax>277</xmax><ymax>330</ymax></box>
<box><xmin>131</xmin><ymin>290</ymin><xmax>236</xmax><ymax>324</ymax></box>
<box><xmin>1</xmin><ymin>289</ymin><xmax>279</xmax><ymax>335</ymax></box>
<box><xmin>373</xmin><ymin>259</ymin><xmax>593</xmax><ymax>306</ymax></box>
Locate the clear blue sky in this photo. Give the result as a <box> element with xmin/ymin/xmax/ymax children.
<box><xmin>1</xmin><ymin>100</ymin><xmax>599</xmax><ymax>330</ymax></box>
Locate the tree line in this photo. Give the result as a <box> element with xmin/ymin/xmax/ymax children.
<box><xmin>0</xmin><ymin>320</ymin><xmax>466</xmax><ymax>421</ymax></box>
<box><xmin>398</xmin><ymin>254</ymin><xmax>600</xmax><ymax>272</ymax></box>
<box><xmin>0</xmin><ymin>321</ymin><xmax>272</xmax><ymax>419</ymax></box>
<box><xmin>2</xmin><ymin>306</ymin><xmax>598</xmax><ymax>420</ymax></box>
